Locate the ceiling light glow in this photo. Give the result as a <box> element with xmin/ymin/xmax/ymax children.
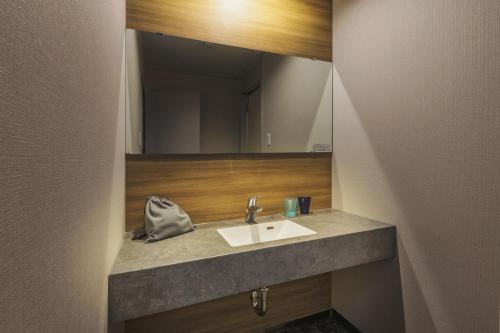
<box><xmin>218</xmin><ymin>0</ymin><xmax>246</xmax><ymax>14</ymax></box>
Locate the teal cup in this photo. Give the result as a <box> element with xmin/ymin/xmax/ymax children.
<box><xmin>284</xmin><ymin>197</ymin><xmax>298</xmax><ymax>218</ymax></box>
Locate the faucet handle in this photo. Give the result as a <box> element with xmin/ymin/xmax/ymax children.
<box><xmin>245</xmin><ymin>196</ymin><xmax>263</xmax><ymax>224</ymax></box>
<box><xmin>247</xmin><ymin>196</ymin><xmax>257</xmax><ymax>207</ymax></box>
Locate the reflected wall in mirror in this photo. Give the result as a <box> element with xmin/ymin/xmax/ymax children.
<box><xmin>126</xmin><ymin>29</ymin><xmax>332</xmax><ymax>154</ymax></box>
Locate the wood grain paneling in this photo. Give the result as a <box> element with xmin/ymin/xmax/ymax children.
<box><xmin>126</xmin><ymin>153</ymin><xmax>331</xmax><ymax>232</ymax></box>
<box><xmin>126</xmin><ymin>0</ymin><xmax>332</xmax><ymax>61</ymax></box>
<box><xmin>125</xmin><ymin>273</ymin><xmax>331</xmax><ymax>333</ymax></box>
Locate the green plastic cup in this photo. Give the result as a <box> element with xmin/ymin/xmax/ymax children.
<box><xmin>284</xmin><ymin>197</ymin><xmax>298</xmax><ymax>218</ymax></box>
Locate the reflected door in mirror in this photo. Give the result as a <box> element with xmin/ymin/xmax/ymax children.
<box><xmin>246</xmin><ymin>88</ymin><xmax>262</xmax><ymax>153</ymax></box>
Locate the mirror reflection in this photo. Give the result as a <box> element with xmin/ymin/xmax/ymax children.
<box><xmin>126</xmin><ymin>29</ymin><xmax>332</xmax><ymax>154</ymax></box>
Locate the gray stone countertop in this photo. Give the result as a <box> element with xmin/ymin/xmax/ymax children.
<box><xmin>109</xmin><ymin>209</ymin><xmax>396</xmax><ymax>322</ymax></box>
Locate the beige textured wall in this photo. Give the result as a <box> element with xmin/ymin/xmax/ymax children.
<box><xmin>0</xmin><ymin>1</ymin><xmax>125</xmax><ymax>332</ymax></box>
<box><xmin>331</xmin><ymin>0</ymin><xmax>499</xmax><ymax>332</ymax></box>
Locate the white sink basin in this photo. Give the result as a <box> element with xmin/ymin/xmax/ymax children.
<box><xmin>217</xmin><ymin>220</ymin><xmax>316</xmax><ymax>247</ymax></box>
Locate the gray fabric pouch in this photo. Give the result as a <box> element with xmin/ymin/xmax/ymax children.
<box><xmin>143</xmin><ymin>196</ymin><xmax>194</xmax><ymax>243</ymax></box>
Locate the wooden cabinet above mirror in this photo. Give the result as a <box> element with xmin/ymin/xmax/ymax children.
<box><xmin>126</xmin><ymin>0</ymin><xmax>332</xmax><ymax>61</ymax></box>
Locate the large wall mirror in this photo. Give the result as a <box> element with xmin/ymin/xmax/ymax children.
<box><xmin>126</xmin><ymin>29</ymin><xmax>332</xmax><ymax>154</ymax></box>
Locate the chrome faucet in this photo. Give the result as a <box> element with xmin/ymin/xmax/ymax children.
<box><xmin>245</xmin><ymin>196</ymin><xmax>263</xmax><ymax>224</ymax></box>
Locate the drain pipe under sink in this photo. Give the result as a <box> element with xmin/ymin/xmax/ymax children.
<box><xmin>250</xmin><ymin>287</ymin><xmax>269</xmax><ymax>316</ymax></box>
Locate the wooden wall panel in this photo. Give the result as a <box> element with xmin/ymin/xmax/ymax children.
<box><xmin>125</xmin><ymin>273</ymin><xmax>331</xmax><ymax>333</ymax></box>
<box><xmin>126</xmin><ymin>0</ymin><xmax>332</xmax><ymax>61</ymax></box>
<box><xmin>126</xmin><ymin>153</ymin><xmax>331</xmax><ymax>232</ymax></box>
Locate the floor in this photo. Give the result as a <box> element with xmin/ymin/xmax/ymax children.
<box><xmin>265</xmin><ymin>309</ymin><xmax>361</xmax><ymax>333</ymax></box>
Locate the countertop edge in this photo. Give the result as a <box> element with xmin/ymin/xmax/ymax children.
<box><xmin>109</xmin><ymin>225</ymin><xmax>396</xmax><ymax>322</ymax></box>
<box><xmin>109</xmin><ymin>224</ymin><xmax>396</xmax><ymax>278</ymax></box>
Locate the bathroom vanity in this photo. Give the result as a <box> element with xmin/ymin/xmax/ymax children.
<box><xmin>109</xmin><ymin>209</ymin><xmax>396</xmax><ymax>326</ymax></box>
<box><xmin>115</xmin><ymin>3</ymin><xmax>394</xmax><ymax>331</ymax></box>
